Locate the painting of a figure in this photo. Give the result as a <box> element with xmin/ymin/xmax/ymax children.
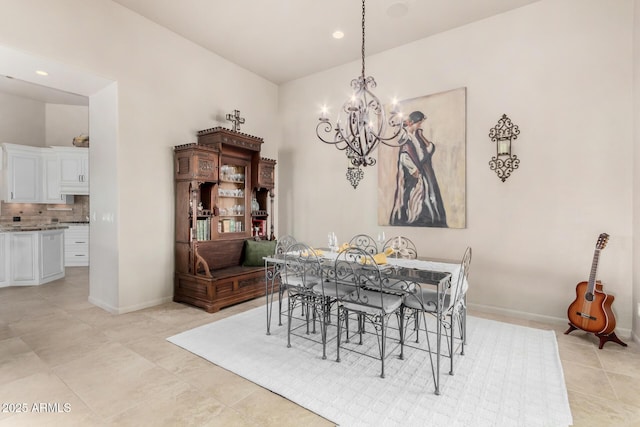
<box><xmin>378</xmin><ymin>88</ymin><xmax>466</xmax><ymax>229</ymax></box>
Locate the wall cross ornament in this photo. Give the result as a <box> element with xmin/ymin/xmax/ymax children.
<box><xmin>226</xmin><ymin>109</ymin><xmax>245</xmax><ymax>132</ymax></box>
<box><xmin>489</xmin><ymin>114</ymin><xmax>520</xmax><ymax>182</ymax></box>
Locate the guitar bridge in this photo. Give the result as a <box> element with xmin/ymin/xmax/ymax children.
<box><xmin>576</xmin><ymin>311</ymin><xmax>597</xmax><ymax>321</ymax></box>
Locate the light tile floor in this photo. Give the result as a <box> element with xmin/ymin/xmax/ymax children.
<box><xmin>0</xmin><ymin>267</ymin><xmax>638</xmax><ymax>426</ymax></box>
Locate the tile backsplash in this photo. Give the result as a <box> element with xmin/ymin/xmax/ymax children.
<box><xmin>0</xmin><ymin>195</ymin><xmax>89</xmax><ymax>224</ymax></box>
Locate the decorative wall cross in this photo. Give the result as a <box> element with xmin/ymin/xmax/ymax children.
<box><xmin>226</xmin><ymin>109</ymin><xmax>245</xmax><ymax>132</ymax></box>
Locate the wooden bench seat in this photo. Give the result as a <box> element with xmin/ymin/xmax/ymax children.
<box><xmin>174</xmin><ymin>238</ymin><xmax>274</xmax><ymax>313</ymax></box>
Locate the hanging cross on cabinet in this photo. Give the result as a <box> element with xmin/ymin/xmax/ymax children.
<box><xmin>226</xmin><ymin>109</ymin><xmax>245</xmax><ymax>132</ymax></box>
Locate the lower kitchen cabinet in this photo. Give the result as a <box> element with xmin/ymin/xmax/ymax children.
<box><xmin>10</xmin><ymin>231</ymin><xmax>39</xmax><ymax>283</ymax></box>
<box><xmin>0</xmin><ymin>229</ymin><xmax>65</xmax><ymax>287</ymax></box>
<box><xmin>40</xmin><ymin>230</ymin><xmax>65</xmax><ymax>281</ymax></box>
<box><xmin>64</xmin><ymin>225</ymin><xmax>89</xmax><ymax>266</ymax></box>
<box><xmin>0</xmin><ymin>234</ymin><xmax>8</xmax><ymax>287</ymax></box>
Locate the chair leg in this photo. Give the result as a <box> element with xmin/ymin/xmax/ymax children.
<box><xmin>336</xmin><ymin>307</ymin><xmax>342</xmax><ymax>363</ymax></box>
<box><xmin>460</xmin><ymin>308</ymin><xmax>466</xmax><ymax>356</ymax></box>
<box><xmin>380</xmin><ymin>315</ymin><xmax>386</xmax><ymax>379</ymax></box>
<box><xmin>319</xmin><ymin>304</ymin><xmax>327</xmax><ymax>360</ymax></box>
<box><xmin>278</xmin><ymin>286</ymin><xmax>284</xmax><ymax>326</ymax></box>
<box><xmin>345</xmin><ymin>311</ymin><xmax>351</xmax><ymax>343</ymax></box>
<box><xmin>449</xmin><ymin>315</ymin><xmax>455</xmax><ymax>376</ymax></box>
<box><xmin>398</xmin><ymin>308</ymin><xmax>405</xmax><ymax>361</ymax></box>
<box><xmin>287</xmin><ymin>296</ymin><xmax>293</xmax><ymax>348</ymax></box>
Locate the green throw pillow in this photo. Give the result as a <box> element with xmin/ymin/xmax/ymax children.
<box><xmin>243</xmin><ymin>239</ymin><xmax>277</xmax><ymax>267</ymax></box>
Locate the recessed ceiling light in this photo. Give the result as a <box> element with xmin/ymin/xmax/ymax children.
<box><xmin>387</xmin><ymin>1</ymin><xmax>409</xmax><ymax>18</ymax></box>
<box><xmin>35</xmin><ymin>70</ymin><xmax>49</xmax><ymax>76</ymax></box>
<box><xmin>332</xmin><ymin>30</ymin><xmax>344</xmax><ymax>40</ymax></box>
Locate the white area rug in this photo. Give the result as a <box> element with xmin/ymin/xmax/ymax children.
<box><xmin>168</xmin><ymin>305</ymin><xmax>572</xmax><ymax>427</ymax></box>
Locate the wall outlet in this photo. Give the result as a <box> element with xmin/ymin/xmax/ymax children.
<box><xmin>637</xmin><ymin>302</ymin><xmax>640</xmax><ymax>317</ymax></box>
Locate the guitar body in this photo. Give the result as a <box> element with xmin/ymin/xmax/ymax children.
<box><xmin>567</xmin><ymin>280</ymin><xmax>616</xmax><ymax>335</ymax></box>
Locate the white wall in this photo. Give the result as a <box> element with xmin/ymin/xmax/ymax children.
<box><xmin>45</xmin><ymin>104</ymin><xmax>88</xmax><ymax>147</ymax></box>
<box><xmin>0</xmin><ymin>94</ymin><xmax>88</xmax><ymax>147</ymax></box>
<box><xmin>0</xmin><ymin>0</ymin><xmax>280</xmax><ymax>313</ymax></box>
<box><xmin>633</xmin><ymin>0</ymin><xmax>640</xmax><ymax>342</ymax></box>
<box><xmin>0</xmin><ymin>91</ymin><xmax>45</xmax><ymax>146</ymax></box>
<box><xmin>279</xmin><ymin>0</ymin><xmax>636</xmax><ymax>332</ymax></box>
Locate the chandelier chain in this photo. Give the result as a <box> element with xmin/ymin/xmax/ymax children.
<box><xmin>361</xmin><ymin>0</ymin><xmax>366</xmax><ymax>79</ymax></box>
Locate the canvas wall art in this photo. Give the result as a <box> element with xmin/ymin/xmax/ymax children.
<box><xmin>378</xmin><ymin>87</ymin><xmax>466</xmax><ymax>229</ymax></box>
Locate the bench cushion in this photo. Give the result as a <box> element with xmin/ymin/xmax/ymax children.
<box><xmin>243</xmin><ymin>239</ymin><xmax>277</xmax><ymax>267</ymax></box>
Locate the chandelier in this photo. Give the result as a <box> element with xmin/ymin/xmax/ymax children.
<box><xmin>316</xmin><ymin>0</ymin><xmax>407</xmax><ymax>189</ymax></box>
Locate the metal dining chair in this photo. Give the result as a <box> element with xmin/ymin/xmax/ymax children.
<box><xmin>348</xmin><ymin>234</ymin><xmax>379</xmax><ymax>255</ymax></box>
<box><xmin>274</xmin><ymin>235</ymin><xmax>297</xmax><ymax>326</ymax></box>
<box><xmin>282</xmin><ymin>242</ymin><xmax>329</xmax><ymax>359</ymax></box>
<box><xmin>402</xmin><ymin>246</ymin><xmax>472</xmax><ymax>394</ymax></box>
<box><xmin>333</xmin><ymin>247</ymin><xmax>406</xmax><ymax>378</ymax></box>
<box><xmin>382</xmin><ymin>236</ymin><xmax>418</xmax><ymax>259</ymax></box>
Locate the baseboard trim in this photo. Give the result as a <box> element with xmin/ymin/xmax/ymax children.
<box><xmin>468</xmin><ymin>302</ymin><xmax>633</xmax><ymax>340</ymax></box>
<box><xmin>88</xmin><ymin>295</ymin><xmax>173</xmax><ymax>315</ymax></box>
<box><xmin>115</xmin><ymin>296</ymin><xmax>174</xmax><ymax>314</ymax></box>
<box><xmin>87</xmin><ymin>296</ymin><xmax>119</xmax><ymax>314</ymax></box>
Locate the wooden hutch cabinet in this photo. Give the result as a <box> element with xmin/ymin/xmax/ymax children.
<box><xmin>174</xmin><ymin>127</ymin><xmax>276</xmax><ymax>312</ymax></box>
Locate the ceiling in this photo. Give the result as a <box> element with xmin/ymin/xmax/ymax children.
<box><xmin>0</xmin><ymin>74</ymin><xmax>88</xmax><ymax>105</ymax></box>
<box><xmin>112</xmin><ymin>0</ymin><xmax>542</xmax><ymax>84</ymax></box>
<box><xmin>0</xmin><ymin>0</ymin><xmax>541</xmax><ymax>104</ymax></box>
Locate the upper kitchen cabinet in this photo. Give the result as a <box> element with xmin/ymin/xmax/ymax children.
<box><xmin>1</xmin><ymin>143</ymin><xmax>41</xmax><ymax>203</ymax></box>
<box><xmin>1</xmin><ymin>144</ymin><xmax>75</xmax><ymax>204</ymax></box>
<box><xmin>42</xmin><ymin>151</ymin><xmax>74</xmax><ymax>204</ymax></box>
<box><xmin>51</xmin><ymin>146</ymin><xmax>89</xmax><ymax>195</ymax></box>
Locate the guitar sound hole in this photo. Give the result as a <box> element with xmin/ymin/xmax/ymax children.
<box><xmin>585</xmin><ymin>292</ymin><xmax>594</xmax><ymax>302</ymax></box>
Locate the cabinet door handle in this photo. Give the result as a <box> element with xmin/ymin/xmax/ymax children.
<box><xmin>74</xmin><ymin>241</ymin><xmax>86</xmax><ymax>244</ymax></box>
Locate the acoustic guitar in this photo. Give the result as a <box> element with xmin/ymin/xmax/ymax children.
<box><xmin>565</xmin><ymin>233</ymin><xmax>627</xmax><ymax>348</ymax></box>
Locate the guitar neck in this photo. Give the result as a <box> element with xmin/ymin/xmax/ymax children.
<box><xmin>587</xmin><ymin>249</ymin><xmax>600</xmax><ymax>294</ymax></box>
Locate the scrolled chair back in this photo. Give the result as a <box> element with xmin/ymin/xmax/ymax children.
<box><xmin>382</xmin><ymin>236</ymin><xmax>418</xmax><ymax>259</ymax></box>
<box><xmin>275</xmin><ymin>235</ymin><xmax>297</xmax><ymax>255</ymax></box>
<box><xmin>282</xmin><ymin>242</ymin><xmax>324</xmax><ymax>293</ymax></box>
<box><xmin>333</xmin><ymin>247</ymin><xmax>385</xmax><ymax>306</ymax></box>
<box><xmin>348</xmin><ymin>234</ymin><xmax>379</xmax><ymax>255</ymax></box>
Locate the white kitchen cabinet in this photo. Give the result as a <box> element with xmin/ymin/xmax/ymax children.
<box><xmin>64</xmin><ymin>224</ymin><xmax>89</xmax><ymax>266</ymax></box>
<box><xmin>42</xmin><ymin>152</ymin><xmax>74</xmax><ymax>204</ymax></box>
<box><xmin>40</xmin><ymin>229</ymin><xmax>65</xmax><ymax>281</ymax></box>
<box><xmin>53</xmin><ymin>147</ymin><xmax>89</xmax><ymax>195</ymax></box>
<box><xmin>10</xmin><ymin>231</ymin><xmax>39</xmax><ymax>285</ymax></box>
<box><xmin>0</xmin><ymin>234</ymin><xmax>9</xmax><ymax>288</ymax></box>
<box><xmin>2</xmin><ymin>229</ymin><xmax>65</xmax><ymax>286</ymax></box>
<box><xmin>1</xmin><ymin>144</ymin><xmax>74</xmax><ymax>203</ymax></box>
<box><xmin>2</xmin><ymin>143</ymin><xmax>41</xmax><ymax>203</ymax></box>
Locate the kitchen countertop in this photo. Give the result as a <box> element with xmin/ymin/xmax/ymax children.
<box><xmin>0</xmin><ymin>224</ymin><xmax>70</xmax><ymax>232</ymax></box>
